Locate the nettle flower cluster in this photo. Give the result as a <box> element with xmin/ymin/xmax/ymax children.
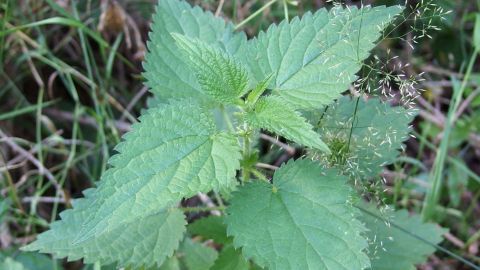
<box><xmin>24</xmin><ymin>0</ymin><xmax>445</xmax><ymax>269</ymax></box>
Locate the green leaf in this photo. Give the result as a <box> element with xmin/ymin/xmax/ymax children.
<box><xmin>211</xmin><ymin>245</ymin><xmax>249</xmax><ymax>270</ymax></box>
<box><xmin>245</xmin><ymin>96</ymin><xmax>330</xmax><ymax>153</ymax></box>
<box><xmin>179</xmin><ymin>238</ymin><xmax>218</xmax><ymax>270</ymax></box>
<box><xmin>24</xmin><ymin>100</ymin><xmax>241</xmax><ymax>268</ymax></box>
<box><xmin>0</xmin><ymin>258</ymin><xmax>26</xmax><ymax>270</ymax></box>
<box><xmin>474</xmin><ymin>14</ymin><xmax>480</xmax><ymax>50</ymax></box>
<box><xmin>359</xmin><ymin>204</ymin><xmax>446</xmax><ymax>270</ymax></box>
<box><xmin>447</xmin><ymin>158</ymin><xmax>468</xmax><ymax>207</ymax></box>
<box><xmin>226</xmin><ymin>159</ymin><xmax>370</xmax><ymax>270</ymax></box>
<box><xmin>241</xmin><ymin>5</ymin><xmax>403</xmax><ymax>109</ymax></box>
<box><xmin>246</xmin><ymin>74</ymin><xmax>274</xmax><ymax>106</ymax></box>
<box><xmin>188</xmin><ymin>216</ymin><xmax>230</xmax><ymax>244</ymax></box>
<box><xmin>0</xmin><ymin>198</ymin><xmax>10</xmax><ymax>223</ymax></box>
<box><xmin>311</xmin><ymin>97</ymin><xmax>415</xmax><ymax>179</ymax></box>
<box><xmin>25</xmin><ymin>207</ymin><xmax>186</xmax><ymax>268</ymax></box>
<box><xmin>172</xmin><ymin>33</ymin><xmax>250</xmax><ymax>104</ymax></box>
<box><xmin>159</xmin><ymin>256</ymin><xmax>181</xmax><ymax>270</ymax></box>
<box><xmin>143</xmin><ymin>0</ymin><xmax>247</xmax><ymax>103</ymax></box>
<box><xmin>12</xmin><ymin>252</ymin><xmax>61</xmax><ymax>270</ymax></box>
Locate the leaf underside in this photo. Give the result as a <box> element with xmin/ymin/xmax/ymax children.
<box><xmin>226</xmin><ymin>159</ymin><xmax>370</xmax><ymax>270</ymax></box>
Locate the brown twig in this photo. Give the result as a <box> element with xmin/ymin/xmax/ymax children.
<box><xmin>0</xmin><ymin>129</ymin><xmax>68</xmax><ymax>203</ymax></box>
<box><xmin>259</xmin><ymin>133</ymin><xmax>295</xmax><ymax>155</ymax></box>
<box><xmin>256</xmin><ymin>162</ymin><xmax>279</xmax><ymax>170</ymax></box>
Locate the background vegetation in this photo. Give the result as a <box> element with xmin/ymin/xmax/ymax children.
<box><xmin>0</xmin><ymin>0</ymin><xmax>479</xmax><ymax>269</ymax></box>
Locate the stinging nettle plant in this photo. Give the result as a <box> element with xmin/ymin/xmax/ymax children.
<box><xmin>24</xmin><ymin>0</ymin><xmax>446</xmax><ymax>269</ymax></box>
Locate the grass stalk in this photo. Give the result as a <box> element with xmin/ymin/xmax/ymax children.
<box><xmin>421</xmin><ymin>48</ymin><xmax>479</xmax><ymax>221</ymax></box>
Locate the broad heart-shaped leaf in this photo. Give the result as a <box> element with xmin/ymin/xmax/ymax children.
<box><xmin>24</xmin><ymin>100</ymin><xmax>241</xmax><ymax>268</ymax></box>
<box><xmin>25</xmin><ymin>205</ymin><xmax>185</xmax><ymax>268</ymax></box>
<box><xmin>310</xmin><ymin>97</ymin><xmax>415</xmax><ymax>179</ymax></box>
<box><xmin>358</xmin><ymin>204</ymin><xmax>446</xmax><ymax>270</ymax></box>
<box><xmin>226</xmin><ymin>159</ymin><xmax>370</xmax><ymax>270</ymax></box>
<box><xmin>240</xmin><ymin>5</ymin><xmax>403</xmax><ymax>109</ymax></box>
<box><xmin>143</xmin><ymin>0</ymin><xmax>247</xmax><ymax>103</ymax></box>
<box><xmin>172</xmin><ymin>34</ymin><xmax>250</xmax><ymax>104</ymax></box>
<box><xmin>245</xmin><ymin>96</ymin><xmax>330</xmax><ymax>153</ymax></box>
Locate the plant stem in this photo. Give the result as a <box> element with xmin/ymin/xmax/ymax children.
<box><xmin>235</xmin><ymin>0</ymin><xmax>279</xmax><ymax>30</ymax></box>
<box><xmin>242</xmin><ymin>131</ymin><xmax>251</xmax><ymax>182</ymax></box>
<box><xmin>282</xmin><ymin>0</ymin><xmax>289</xmax><ymax>21</ymax></box>
<box><xmin>251</xmin><ymin>169</ymin><xmax>269</xmax><ymax>182</ymax></box>
<box><xmin>345</xmin><ymin>96</ymin><xmax>360</xmax><ymax>164</ymax></box>
<box><xmin>0</xmin><ymin>152</ymin><xmax>24</xmax><ymax>213</ymax></box>
<box><xmin>213</xmin><ymin>191</ymin><xmax>225</xmax><ymax>209</ymax></box>
<box><xmin>220</xmin><ymin>105</ymin><xmax>235</xmax><ymax>133</ymax></box>
<box><xmin>421</xmin><ymin>48</ymin><xmax>479</xmax><ymax>221</ymax></box>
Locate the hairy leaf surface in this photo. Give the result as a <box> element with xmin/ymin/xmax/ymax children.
<box><xmin>359</xmin><ymin>204</ymin><xmax>446</xmax><ymax>270</ymax></box>
<box><xmin>226</xmin><ymin>159</ymin><xmax>370</xmax><ymax>270</ymax></box>
<box><xmin>241</xmin><ymin>6</ymin><xmax>403</xmax><ymax>109</ymax></box>
<box><xmin>311</xmin><ymin>97</ymin><xmax>415</xmax><ymax>178</ymax></box>
<box><xmin>25</xmin><ymin>206</ymin><xmax>185</xmax><ymax>268</ymax></box>
<box><xmin>143</xmin><ymin>0</ymin><xmax>247</xmax><ymax>102</ymax></box>
<box><xmin>246</xmin><ymin>96</ymin><xmax>330</xmax><ymax>153</ymax></box>
<box><xmin>24</xmin><ymin>100</ymin><xmax>241</xmax><ymax>268</ymax></box>
<box><xmin>173</xmin><ymin>34</ymin><xmax>249</xmax><ymax>104</ymax></box>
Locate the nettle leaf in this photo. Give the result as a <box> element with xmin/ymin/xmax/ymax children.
<box><xmin>179</xmin><ymin>238</ymin><xmax>218</xmax><ymax>270</ymax></box>
<box><xmin>143</xmin><ymin>0</ymin><xmax>247</xmax><ymax>102</ymax></box>
<box><xmin>246</xmin><ymin>96</ymin><xmax>330</xmax><ymax>153</ymax></box>
<box><xmin>0</xmin><ymin>258</ymin><xmax>26</xmax><ymax>270</ymax></box>
<box><xmin>2</xmin><ymin>251</ymin><xmax>63</xmax><ymax>270</ymax></box>
<box><xmin>311</xmin><ymin>97</ymin><xmax>415</xmax><ymax>179</ymax></box>
<box><xmin>359</xmin><ymin>204</ymin><xmax>446</xmax><ymax>270</ymax></box>
<box><xmin>159</xmin><ymin>256</ymin><xmax>181</xmax><ymax>270</ymax></box>
<box><xmin>25</xmin><ymin>205</ymin><xmax>185</xmax><ymax>268</ymax></box>
<box><xmin>241</xmin><ymin>5</ymin><xmax>403</xmax><ymax>109</ymax></box>
<box><xmin>172</xmin><ymin>34</ymin><xmax>250</xmax><ymax>104</ymax></box>
<box><xmin>226</xmin><ymin>159</ymin><xmax>370</xmax><ymax>270</ymax></box>
<box><xmin>246</xmin><ymin>73</ymin><xmax>274</xmax><ymax>105</ymax></box>
<box><xmin>211</xmin><ymin>244</ymin><xmax>249</xmax><ymax>270</ymax></box>
<box><xmin>24</xmin><ymin>100</ymin><xmax>241</xmax><ymax>268</ymax></box>
<box><xmin>188</xmin><ymin>216</ymin><xmax>230</xmax><ymax>244</ymax></box>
